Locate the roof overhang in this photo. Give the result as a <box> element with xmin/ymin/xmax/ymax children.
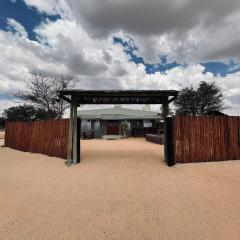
<box><xmin>80</xmin><ymin>115</ymin><xmax>161</xmax><ymax>120</ymax></box>
<box><xmin>57</xmin><ymin>90</ymin><xmax>179</xmax><ymax>105</ymax></box>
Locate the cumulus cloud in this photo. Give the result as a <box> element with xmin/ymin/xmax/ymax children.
<box><xmin>61</xmin><ymin>0</ymin><xmax>240</xmax><ymax>63</ymax></box>
<box><xmin>6</xmin><ymin>18</ymin><xmax>28</xmax><ymax>38</ymax></box>
<box><xmin>23</xmin><ymin>0</ymin><xmax>71</xmax><ymax>17</ymax></box>
<box><xmin>17</xmin><ymin>0</ymin><xmax>240</xmax><ymax>64</ymax></box>
<box><xmin>67</xmin><ymin>0</ymin><xmax>238</xmax><ymax>35</ymax></box>
<box><xmin>0</xmin><ymin>0</ymin><xmax>240</xmax><ymax>114</ymax></box>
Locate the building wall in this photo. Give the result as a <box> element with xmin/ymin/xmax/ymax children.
<box><xmin>81</xmin><ymin>120</ymin><xmax>102</xmax><ymax>138</ymax></box>
<box><xmin>81</xmin><ymin>119</ymin><xmax>158</xmax><ymax>138</ymax></box>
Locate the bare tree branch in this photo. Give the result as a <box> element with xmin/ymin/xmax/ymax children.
<box><xmin>15</xmin><ymin>72</ymin><xmax>75</xmax><ymax>119</ymax></box>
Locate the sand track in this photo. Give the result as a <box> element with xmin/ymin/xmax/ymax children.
<box><xmin>1</xmin><ymin>138</ymin><xmax>240</xmax><ymax>240</ymax></box>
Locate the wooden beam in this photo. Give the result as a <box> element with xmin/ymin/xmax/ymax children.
<box><xmin>67</xmin><ymin>99</ymin><xmax>74</xmax><ymax>166</ymax></box>
<box><xmin>57</xmin><ymin>90</ymin><xmax>180</xmax><ymax>105</ymax></box>
<box><xmin>77</xmin><ymin>118</ymin><xmax>81</xmax><ymax>163</ymax></box>
<box><xmin>166</xmin><ymin>117</ymin><xmax>175</xmax><ymax>166</ymax></box>
<box><xmin>168</xmin><ymin>95</ymin><xmax>178</xmax><ymax>103</ymax></box>
<box><xmin>163</xmin><ymin>101</ymin><xmax>169</xmax><ymax>164</ymax></box>
<box><xmin>72</xmin><ymin>97</ymin><xmax>78</xmax><ymax>164</ymax></box>
<box><xmin>163</xmin><ymin>102</ymin><xmax>169</xmax><ymax>119</ymax></box>
<box><xmin>60</xmin><ymin>95</ymin><xmax>71</xmax><ymax>103</ymax></box>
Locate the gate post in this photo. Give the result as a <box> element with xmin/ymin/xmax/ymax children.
<box><xmin>163</xmin><ymin>102</ymin><xmax>169</xmax><ymax>164</ymax></box>
<box><xmin>67</xmin><ymin>95</ymin><xmax>79</xmax><ymax>166</ymax></box>
<box><xmin>67</xmin><ymin>98</ymin><xmax>74</xmax><ymax>166</ymax></box>
<box><xmin>165</xmin><ymin>116</ymin><xmax>175</xmax><ymax>166</ymax></box>
<box><xmin>72</xmin><ymin>100</ymin><xmax>78</xmax><ymax>164</ymax></box>
<box><xmin>77</xmin><ymin>118</ymin><xmax>81</xmax><ymax>163</ymax></box>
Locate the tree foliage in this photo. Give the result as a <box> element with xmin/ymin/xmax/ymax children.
<box><xmin>16</xmin><ymin>72</ymin><xmax>75</xmax><ymax>119</ymax></box>
<box><xmin>160</xmin><ymin>105</ymin><xmax>174</xmax><ymax>118</ymax></box>
<box><xmin>175</xmin><ymin>81</ymin><xmax>224</xmax><ymax>116</ymax></box>
<box><xmin>0</xmin><ymin>117</ymin><xmax>5</xmax><ymax>129</ymax></box>
<box><xmin>120</xmin><ymin>120</ymin><xmax>129</xmax><ymax>138</ymax></box>
<box><xmin>2</xmin><ymin>105</ymin><xmax>51</xmax><ymax>121</ymax></box>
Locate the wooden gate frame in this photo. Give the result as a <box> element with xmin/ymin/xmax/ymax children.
<box><xmin>57</xmin><ymin>90</ymin><xmax>179</xmax><ymax>166</ymax></box>
<box><xmin>165</xmin><ymin>116</ymin><xmax>175</xmax><ymax>166</ymax></box>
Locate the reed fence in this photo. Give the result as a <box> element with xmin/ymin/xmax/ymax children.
<box><xmin>5</xmin><ymin>119</ymin><xmax>69</xmax><ymax>159</ymax></box>
<box><xmin>173</xmin><ymin>116</ymin><xmax>240</xmax><ymax>163</ymax></box>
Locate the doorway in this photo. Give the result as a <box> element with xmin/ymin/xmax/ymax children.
<box><xmin>106</xmin><ymin>120</ymin><xmax>119</xmax><ymax>135</ymax></box>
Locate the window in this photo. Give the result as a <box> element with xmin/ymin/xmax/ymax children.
<box><xmin>143</xmin><ymin>120</ymin><xmax>152</xmax><ymax>128</ymax></box>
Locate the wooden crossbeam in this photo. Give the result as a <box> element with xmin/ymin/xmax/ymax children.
<box><xmin>58</xmin><ymin>90</ymin><xmax>179</xmax><ymax>105</ymax></box>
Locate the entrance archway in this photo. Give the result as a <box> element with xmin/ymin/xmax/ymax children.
<box><xmin>57</xmin><ymin>90</ymin><xmax>179</xmax><ymax>166</ymax></box>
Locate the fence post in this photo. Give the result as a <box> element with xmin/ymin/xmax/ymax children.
<box><xmin>77</xmin><ymin>118</ymin><xmax>81</xmax><ymax>163</ymax></box>
<box><xmin>166</xmin><ymin>116</ymin><xmax>175</xmax><ymax>166</ymax></box>
<box><xmin>72</xmin><ymin>100</ymin><xmax>78</xmax><ymax>164</ymax></box>
<box><xmin>67</xmin><ymin>100</ymin><xmax>74</xmax><ymax>166</ymax></box>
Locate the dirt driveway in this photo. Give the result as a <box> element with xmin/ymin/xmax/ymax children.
<box><xmin>1</xmin><ymin>138</ymin><xmax>240</xmax><ymax>240</ymax></box>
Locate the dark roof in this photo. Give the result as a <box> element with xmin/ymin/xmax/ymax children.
<box><xmin>58</xmin><ymin>89</ymin><xmax>179</xmax><ymax>105</ymax></box>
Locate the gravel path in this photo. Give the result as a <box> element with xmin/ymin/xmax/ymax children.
<box><xmin>1</xmin><ymin>138</ymin><xmax>240</xmax><ymax>240</ymax></box>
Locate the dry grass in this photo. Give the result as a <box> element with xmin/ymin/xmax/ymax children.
<box><xmin>1</xmin><ymin>138</ymin><xmax>240</xmax><ymax>240</ymax></box>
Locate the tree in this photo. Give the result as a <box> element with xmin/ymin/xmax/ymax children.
<box><xmin>16</xmin><ymin>72</ymin><xmax>75</xmax><ymax>119</ymax></box>
<box><xmin>159</xmin><ymin>105</ymin><xmax>174</xmax><ymax>118</ymax></box>
<box><xmin>120</xmin><ymin>121</ymin><xmax>129</xmax><ymax>138</ymax></box>
<box><xmin>2</xmin><ymin>105</ymin><xmax>51</xmax><ymax>121</ymax></box>
<box><xmin>0</xmin><ymin>117</ymin><xmax>5</xmax><ymax>129</ymax></box>
<box><xmin>175</xmin><ymin>81</ymin><xmax>224</xmax><ymax>116</ymax></box>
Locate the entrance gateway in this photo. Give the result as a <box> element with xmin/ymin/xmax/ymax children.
<box><xmin>57</xmin><ymin>90</ymin><xmax>179</xmax><ymax>166</ymax></box>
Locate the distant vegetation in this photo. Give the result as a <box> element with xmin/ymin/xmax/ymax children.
<box><xmin>0</xmin><ymin>117</ymin><xmax>5</xmax><ymax>129</ymax></box>
<box><xmin>2</xmin><ymin>105</ymin><xmax>51</xmax><ymax>122</ymax></box>
<box><xmin>175</xmin><ymin>81</ymin><xmax>225</xmax><ymax>116</ymax></box>
<box><xmin>0</xmin><ymin>77</ymin><xmax>225</xmax><ymax>125</ymax></box>
<box><xmin>0</xmin><ymin>72</ymin><xmax>75</xmax><ymax>124</ymax></box>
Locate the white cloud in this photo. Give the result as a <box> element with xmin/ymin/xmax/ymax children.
<box><xmin>60</xmin><ymin>0</ymin><xmax>240</xmax><ymax>63</ymax></box>
<box><xmin>0</xmin><ymin>1</ymin><xmax>240</xmax><ymax>114</ymax></box>
<box><xmin>23</xmin><ymin>0</ymin><xmax>71</xmax><ymax>18</ymax></box>
<box><xmin>0</xmin><ymin>99</ymin><xmax>18</xmax><ymax>114</ymax></box>
<box><xmin>6</xmin><ymin>18</ymin><xmax>28</xmax><ymax>38</ymax></box>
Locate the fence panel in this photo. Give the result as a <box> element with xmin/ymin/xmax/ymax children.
<box><xmin>5</xmin><ymin>119</ymin><xmax>69</xmax><ymax>159</ymax></box>
<box><xmin>173</xmin><ymin>116</ymin><xmax>240</xmax><ymax>164</ymax></box>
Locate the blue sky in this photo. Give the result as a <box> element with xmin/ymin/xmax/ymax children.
<box><xmin>113</xmin><ymin>37</ymin><xmax>240</xmax><ymax>77</ymax></box>
<box><xmin>0</xmin><ymin>0</ymin><xmax>240</xmax><ymax>114</ymax></box>
<box><xmin>0</xmin><ymin>0</ymin><xmax>239</xmax><ymax>77</ymax></box>
<box><xmin>0</xmin><ymin>0</ymin><xmax>59</xmax><ymax>41</ymax></box>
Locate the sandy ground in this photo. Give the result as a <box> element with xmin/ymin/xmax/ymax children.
<box><xmin>1</xmin><ymin>138</ymin><xmax>240</xmax><ymax>240</ymax></box>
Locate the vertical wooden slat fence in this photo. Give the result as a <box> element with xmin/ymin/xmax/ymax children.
<box><xmin>172</xmin><ymin>116</ymin><xmax>240</xmax><ymax>164</ymax></box>
<box><xmin>5</xmin><ymin>119</ymin><xmax>69</xmax><ymax>159</ymax></box>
